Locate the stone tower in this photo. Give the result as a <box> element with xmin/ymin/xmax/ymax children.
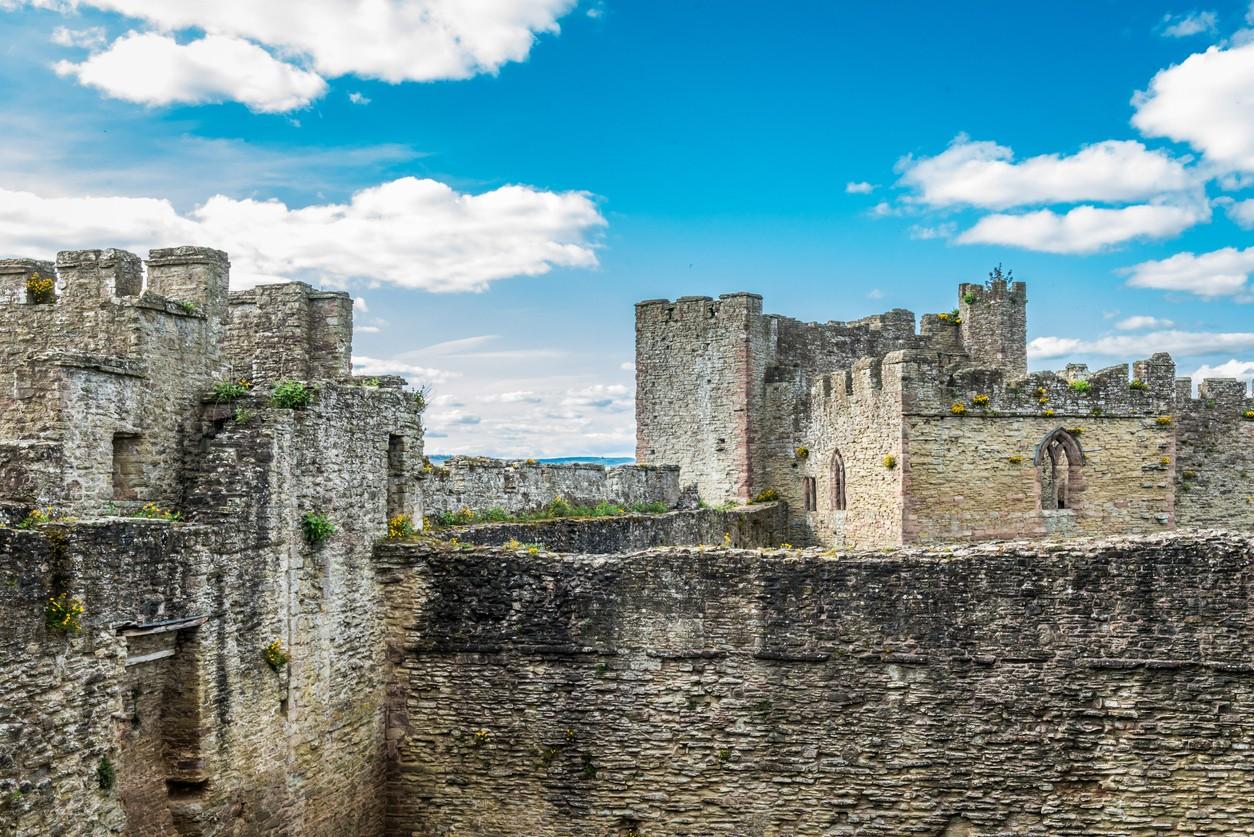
<box><xmin>957</xmin><ymin>276</ymin><xmax>1028</xmax><ymax>378</ymax></box>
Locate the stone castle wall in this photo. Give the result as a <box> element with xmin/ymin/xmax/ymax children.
<box><xmin>1174</xmin><ymin>377</ymin><xmax>1254</xmax><ymax>530</ymax></box>
<box><xmin>767</xmin><ymin>346</ymin><xmax>1180</xmax><ymax>547</ymax></box>
<box><xmin>0</xmin><ymin>380</ymin><xmax>424</xmax><ymax>837</ymax></box>
<box><xmin>767</xmin><ymin>354</ymin><xmax>906</xmax><ymax>548</ymax></box>
<box><xmin>634</xmin><ymin>293</ymin><xmax>767</xmax><ymax>505</ymax></box>
<box><xmin>380</xmin><ymin>532</ymin><xmax>1254</xmax><ymax>836</ymax></box>
<box><xmin>635</xmin><ymin>279</ymin><xmax>1030</xmax><ymax>510</ymax></box>
<box><xmin>422</xmin><ymin>457</ymin><xmax>680</xmax><ymax>518</ymax></box>
<box><xmin>0</xmin><ymin>248</ymin><xmax>231</xmax><ymax>515</ymax></box>
<box><xmin>438</xmin><ymin>502</ymin><xmax>786</xmax><ymax>553</ymax></box>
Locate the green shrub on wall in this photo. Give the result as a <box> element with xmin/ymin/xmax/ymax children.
<box><xmin>272</xmin><ymin>379</ymin><xmax>315</xmax><ymax>409</ymax></box>
<box><xmin>301</xmin><ymin>512</ymin><xmax>335</xmax><ymax>544</ymax></box>
<box><xmin>263</xmin><ymin>640</ymin><xmax>289</xmax><ymax>671</ymax></box>
<box><xmin>45</xmin><ymin>593</ymin><xmax>84</xmax><ymax>636</ymax></box>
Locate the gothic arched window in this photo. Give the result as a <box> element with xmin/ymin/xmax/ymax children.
<box><xmin>1033</xmin><ymin>428</ymin><xmax>1085</xmax><ymax>511</ymax></box>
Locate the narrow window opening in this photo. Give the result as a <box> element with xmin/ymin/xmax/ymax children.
<box><xmin>830</xmin><ymin>449</ymin><xmax>847</xmax><ymax>511</ymax></box>
<box><xmin>803</xmin><ymin>477</ymin><xmax>817</xmax><ymax>512</ymax></box>
<box><xmin>112</xmin><ymin>433</ymin><xmax>142</xmax><ymax>501</ymax></box>
<box><xmin>387</xmin><ymin>434</ymin><xmax>407</xmax><ymax>518</ymax></box>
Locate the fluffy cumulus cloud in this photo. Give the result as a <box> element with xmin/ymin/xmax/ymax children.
<box><xmin>1132</xmin><ymin>42</ymin><xmax>1254</xmax><ymax>173</ymax></box>
<box><xmin>55</xmin><ymin>31</ymin><xmax>328</xmax><ymax>112</ymax></box>
<box><xmin>1028</xmin><ymin>329</ymin><xmax>1254</xmax><ymax>359</ymax></box>
<box><xmin>1120</xmin><ymin>246</ymin><xmax>1254</xmax><ymax>299</ymax></box>
<box><xmin>845</xmin><ymin>181</ymin><xmax>874</xmax><ymax>194</ymax></box>
<box><xmin>1117</xmin><ymin>315</ymin><xmax>1174</xmax><ymax>330</ymax></box>
<box><xmin>0</xmin><ymin>177</ymin><xmax>606</xmax><ymax>292</ymax></box>
<box><xmin>956</xmin><ymin>202</ymin><xmax>1208</xmax><ymax>254</ymax></box>
<box><xmin>1222</xmin><ymin>197</ymin><xmax>1254</xmax><ymax>228</ymax></box>
<box><xmin>1190</xmin><ymin>359</ymin><xmax>1254</xmax><ymax>383</ymax></box>
<box><xmin>1158</xmin><ymin>10</ymin><xmax>1218</xmax><ymax>37</ymax></box>
<box><xmin>897</xmin><ymin>137</ymin><xmax>1195</xmax><ymax>210</ymax></box>
<box><xmin>34</xmin><ymin>0</ymin><xmax>578</xmax><ymax>111</ymax></box>
<box><xmin>350</xmin><ymin>334</ymin><xmax>635</xmax><ymax>457</ymax></box>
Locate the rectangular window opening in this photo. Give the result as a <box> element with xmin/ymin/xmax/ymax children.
<box><xmin>387</xmin><ymin>434</ymin><xmax>407</xmax><ymax>518</ymax></box>
<box><xmin>803</xmin><ymin>477</ymin><xmax>817</xmax><ymax>512</ymax></box>
<box><xmin>112</xmin><ymin>433</ymin><xmax>142</xmax><ymax>501</ymax></box>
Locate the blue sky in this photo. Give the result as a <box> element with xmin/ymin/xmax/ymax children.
<box><xmin>1</xmin><ymin>1</ymin><xmax>1253</xmax><ymax>456</ymax></box>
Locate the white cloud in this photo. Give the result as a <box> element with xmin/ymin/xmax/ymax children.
<box><xmin>352</xmin><ymin>296</ymin><xmax>368</xmax><ymax>313</ymax></box>
<box><xmin>24</xmin><ymin>0</ymin><xmax>577</xmax><ymax>110</ymax></box>
<box><xmin>1223</xmin><ymin>197</ymin><xmax>1254</xmax><ymax>228</ymax></box>
<box><xmin>1028</xmin><ymin>329</ymin><xmax>1254</xmax><ymax>359</ymax></box>
<box><xmin>908</xmin><ymin>222</ymin><xmax>955</xmax><ymax>240</ymax></box>
<box><xmin>619</xmin><ymin>361</ymin><xmax>635</xmax><ymax>372</ymax></box>
<box><xmin>51</xmin><ymin>25</ymin><xmax>106</xmax><ymax>48</ymax></box>
<box><xmin>348</xmin><ymin>91</ymin><xmax>370</xmax><ymax>105</ymax></box>
<box><xmin>956</xmin><ymin>202</ymin><xmax>1207</xmax><ymax>253</ymax></box>
<box><xmin>1190</xmin><ymin>359</ymin><xmax>1254</xmax><ymax>384</ymax></box>
<box><xmin>1132</xmin><ymin>42</ymin><xmax>1254</xmax><ymax>173</ymax></box>
<box><xmin>1117</xmin><ymin>315</ymin><xmax>1174</xmax><ymax>330</ymax></box>
<box><xmin>1159</xmin><ymin>10</ymin><xmax>1218</xmax><ymax>37</ymax></box>
<box><xmin>561</xmin><ymin>383</ymin><xmax>630</xmax><ymax>410</ymax></box>
<box><xmin>1121</xmin><ymin>246</ymin><xmax>1254</xmax><ymax>299</ymax></box>
<box><xmin>350</xmin><ymin>355</ymin><xmax>460</xmax><ymax>383</ymax></box>
<box><xmin>845</xmin><ymin>181</ymin><xmax>874</xmax><ymax>194</ymax></box>
<box><xmin>55</xmin><ymin>32</ymin><xmax>327</xmax><ymax>112</ymax></box>
<box><xmin>418</xmin><ymin>372</ymin><xmax>637</xmax><ymax>457</ymax></box>
<box><xmin>356</xmin><ymin>325</ymin><xmax>381</xmax><ymax>334</ymax></box>
<box><xmin>479</xmin><ymin>391</ymin><xmax>543</xmax><ymax>404</ymax></box>
<box><xmin>897</xmin><ymin>137</ymin><xmax>1195</xmax><ymax>209</ymax></box>
<box><xmin>0</xmin><ymin>177</ymin><xmax>605</xmax><ymax>292</ymax></box>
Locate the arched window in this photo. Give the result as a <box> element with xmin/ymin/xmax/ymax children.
<box><xmin>830</xmin><ymin>448</ymin><xmax>847</xmax><ymax>511</ymax></box>
<box><xmin>1033</xmin><ymin>428</ymin><xmax>1084</xmax><ymax>511</ymax></box>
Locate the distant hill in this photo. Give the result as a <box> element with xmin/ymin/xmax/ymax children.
<box><xmin>428</xmin><ymin>455</ymin><xmax>635</xmax><ymax>466</ymax></box>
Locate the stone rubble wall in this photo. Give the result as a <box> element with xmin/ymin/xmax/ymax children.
<box><xmin>422</xmin><ymin>457</ymin><xmax>680</xmax><ymax>518</ymax></box>
<box><xmin>0</xmin><ymin>521</ymin><xmax>216</xmax><ymax>837</ymax></box>
<box><xmin>380</xmin><ymin>531</ymin><xmax>1254</xmax><ymax>836</ymax></box>
<box><xmin>0</xmin><ymin>249</ymin><xmax>231</xmax><ymax>515</ymax></box>
<box><xmin>224</xmin><ymin>282</ymin><xmax>353</xmax><ymax>386</ymax></box>
<box><xmin>0</xmin><ymin>380</ymin><xmax>424</xmax><ymax>837</ymax></box>
<box><xmin>1174</xmin><ymin>377</ymin><xmax>1254</xmax><ymax>530</ymax></box>
<box><xmin>634</xmin><ymin>293</ymin><xmax>766</xmax><ymax>505</ymax></box>
<box><xmin>958</xmin><ymin>277</ymin><xmax>1028</xmax><ymax>377</ymax></box>
<box><xmin>768</xmin><ymin>354</ymin><xmax>905</xmax><ymax>548</ymax></box>
<box><xmin>437</xmin><ymin>503</ymin><xmax>786</xmax><ymax>553</ymax></box>
<box><xmin>635</xmin><ymin>280</ymin><xmax>1029</xmax><ymax>511</ymax></box>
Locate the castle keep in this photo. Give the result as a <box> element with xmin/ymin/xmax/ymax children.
<box><xmin>636</xmin><ymin>276</ymin><xmax>1254</xmax><ymax>547</ymax></box>
<box><xmin>5</xmin><ymin>246</ymin><xmax>1254</xmax><ymax>836</ymax></box>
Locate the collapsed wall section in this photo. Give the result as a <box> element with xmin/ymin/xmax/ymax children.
<box><xmin>422</xmin><ymin>457</ymin><xmax>680</xmax><ymax>517</ymax></box>
<box><xmin>380</xmin><ymin>532</ymin><xmax>1254</xmax><ymax>836</ymax></box>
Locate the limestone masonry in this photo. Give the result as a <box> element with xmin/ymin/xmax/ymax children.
<box><xmin>2</xmin><ymin>247</ymin><xmax>1254</xmax><ymax>836</ymax></box>
<box><xmin>635</xmin><ymin>274</ymin><xmax>1254</xmax><ymax>547</ymax></box>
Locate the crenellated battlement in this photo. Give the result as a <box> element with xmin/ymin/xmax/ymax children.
<box><xmin>0</xmin><ymin>245</ymin><xmax>367</xmax><ymax>515</ymax></box>
<box><xmin>635</xmin><ymin>273</ymin><xmax>1254</xmax><ymax>551</ymax></box>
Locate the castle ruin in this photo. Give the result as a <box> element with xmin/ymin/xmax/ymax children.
<box><xmin>3</xmin><ymin>247</ymin><xmax>1254</xmax><ymax>836</ymax></box>
<box><xmin>636</xmin><ymin>277</ymin><xmax>1254</xmax><ymax>546</ymax></box>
